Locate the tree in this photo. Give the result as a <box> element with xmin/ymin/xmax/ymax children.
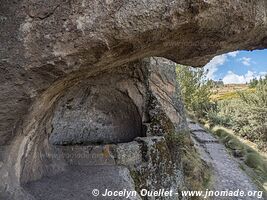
<box><xmin>176</xmin><ymin>65</ymin><xmax>213</xmax><ymax>118</ymax></box>
<box><xmin>237</xmin><ymin>82</ymin><xmax>267</xmax><ymax>144</ymax></box>
<box><xmin>249</xmin><ymin>78</ymin><xmax>259</xmax><ymax>88</ymax></box>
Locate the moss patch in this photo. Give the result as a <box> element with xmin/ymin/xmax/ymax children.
<box><xmin>130</xmin><ymin>137</ymin><xmax>178</xmax><ymax>200</ymax></box>
<box><xmin>165</xmin><ymin>131</ymin><xmax>211</xmax><ymax>197</ymax></box>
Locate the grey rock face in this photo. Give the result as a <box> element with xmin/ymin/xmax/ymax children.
<box><xmin>24</xmin><ymin>166</ymin><xmax>142</xmax><ymax>200</ymax></box>
<box><xmin>1</xmin><ymin>0</ymin><xmax>267</xmax><ymax>146</ymax></box>
<box><xmin>22</xmin><ymin>136</ymin><xmax>183</xmax><ymax>200</ymax></box>
<box><xmin>50</xmin><ymin>86</ymin><xmax>142</xmax><ymax>145</ymax></box>
<box><xmin>0</xmin><ymin>57</ymin><xmax>190</xmax><ymax>199</ymax></box>
<box><xmin>49</xmin><ymin>62</ymin><xmax>147</xmax><ymax>145</ymax></box>
<box><xmin>132</xmin><ymin>137</ymin><xmax>184</xmax><ymax>200</ymax></box>
<box><xmin>1</xmin><ymin>0</ymin><xmax>267</xmax><ymax>199</ymax></box>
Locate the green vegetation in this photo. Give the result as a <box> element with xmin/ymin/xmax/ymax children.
<box><xmin>165</xmin><ymin>131</ymin><xmax>211</xmax><ymax>197</ymax></box>
<box><xmin>176</xmin><ymin>64</ymin><xmax>267</xmax><ymax>191</ymax></box>
<box><xmin>212</xmin><ymin>128</ymin><xmax>267</xmax><ymax>192</ymax></box>
<box><xmin>209</xmin><ymin>83</ymin><xmax>267</xmax><ymax>152</ymax></box>
<box><xmin>249</xmin><ymin>75</ymin><xmax>267</xmax><ymax>88</ymax></box>
<box><xmin>176</xmin><ymin>64</ymin><xmax>267</xmax><ymax>152</ymax></box>
<box><xmin>176</xmin><ymin>65</ymin><xmax>214</xmax><ymax>119</ymax></box>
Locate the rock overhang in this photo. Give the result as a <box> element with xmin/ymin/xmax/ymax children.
<box><xmin>1</xmin><ymin>0</ymin><xmax>267</xmax><ymax>198</ymax></box>
<box><xmin>1</xmin><ymin>0</ymin><xmax>267</xmax><ymax>145</ymax></box>
<box><xmin>49</xmin><ymin>67</ymin><xmax>145</xmax><ymax>145</ymax></box>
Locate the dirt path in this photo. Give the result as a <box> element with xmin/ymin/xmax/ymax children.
<box><xmin>187</xmin><ymin>119</ymin><xmax>264</xmax><ymax>200</ymax></box>
<box><xmin>21</xmin><ymin>120</ymin><xmax>264</xmax><ymax>200</ymax></box>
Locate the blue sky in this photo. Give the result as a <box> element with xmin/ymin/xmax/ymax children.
<box><xmin>204</xmin><ymin>50</ymin><xmax>267</xmax><ymax>84</ymax></box>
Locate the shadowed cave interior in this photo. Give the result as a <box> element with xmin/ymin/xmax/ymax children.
<box><xmin>49</xmin><ymin>85</ymin><xmax>143</xmax><ymax>145</ymax></box>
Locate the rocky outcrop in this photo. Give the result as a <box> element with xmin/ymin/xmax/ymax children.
<box><xmin>0</xmin><ymin>57</ymin><xmax>189</xmax><ymax>199</ymax></box>
<box><xmin>1</xmin><ymin>0</ymin><xmax>267</xmax><ymax>145</ymax></box>
<box><xmin>1</xmin><ymin>0</ymin><xmax>267</xmax><ymax>199</ymax></box>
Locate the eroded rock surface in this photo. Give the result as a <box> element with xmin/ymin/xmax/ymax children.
<box><xmin>24</xmin><ymin>166</ymin><xmax>142</xmax><ymax>200</ymax></box>
<box><xmin>1</xmin><ymin>0</ymin><xmax>267</xmax><ymax>199</ymax></box>
<box><xmin>0</xmin><ymin>57</ymin><xmax>189</xmax><ymax>199</ymax></box>
<box><xmin>1</xmin><ymin>0</ymin><xmax>267</xmax><ymax>146</ymax></box>
<box><xmin>50</xmin><ymin>76</ymin><xmax>143</xmax><ymax>145</ymax></box>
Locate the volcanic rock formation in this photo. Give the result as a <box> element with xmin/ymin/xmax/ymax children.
<box><xmin>1</xmin><ymin>0</ymin><xmax>267</xmax><ymax>199</ymax></box>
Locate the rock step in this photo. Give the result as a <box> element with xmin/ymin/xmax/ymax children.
<box><xmin>191</xmin><ymin>130</ymin><xmax>219</xmax><ymax>144</ymax></box>
<box><xmin>187</xmin><ymin>120</ymin><xmax>218</xmax><ymax>143</ymax></box>
<box><xmin>187</xmin><ymin>120</ymin><xmax>262</xmax><ymax>199</ymax></box>
<box><xmin>188</xmin><ymin>122</ymin><xmax>206</xmax><ymax>132</ymax></box>
<box><xmin>51</xmin><ymin>140</ymin><xmax>143</xmax><ymax>167</ymax></box>
<box><xmin>23</xmin><ymin>165</ymin><xmax>141</xmax><ymax>200</ymax></box>
<box><xmin>54</xmin><ymin>145</ymin><xmax>116</xmax><ymax>166</ymax></box>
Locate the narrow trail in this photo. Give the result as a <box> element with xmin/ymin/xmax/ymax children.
<box><xmin>187</xmin><ymin>119</ymin><xmax>263</xmax><ymax>200</ymax></box>
<box><xmin>22</xmin><ymin>120</ymin><xmax>263</xmax><ymax>200</ymax></box>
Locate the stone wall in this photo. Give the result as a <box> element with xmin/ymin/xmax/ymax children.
<box><xmin>1</xmin><ymin>0</ymin><xmax>267</xmax><ymax>199</ymax></box>
<box><xmin>0</xmin><ymin>57</ymin><xmax>190</xmax><ymax>199</ymax></box>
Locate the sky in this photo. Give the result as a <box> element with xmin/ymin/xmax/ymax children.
<box><xmin>203</xmin><ymin>49</ymin><xmax>267</xmax><ymax>84</ymax></box>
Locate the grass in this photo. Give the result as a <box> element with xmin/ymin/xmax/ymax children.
<box><xmin>210</xmin><ymin>84</ymin><xmax>255</xmax><ymax>101</ymax></box>
<box><xmin>187</xmin><ymin>103</ymin><xmax>267</xmax><ymax>193</ymax></box>
<box><xmin>165</xmin><ymin>131</ymin><xmax>212</xmax><ymax>198</ymax></box>
<box><xmin>210</xmin><ymin>126</ymin><xmax>267</xmax><ymax>193</ymax></box>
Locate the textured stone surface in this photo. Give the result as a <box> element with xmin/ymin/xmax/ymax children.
<box><xmin>22</xmin><ymin>136</ymin><xmax>182</xmax><ymax>200</ymax></box>
<box><xmin>53</xmin><ymin>145</ymin><xmax>116</xmax><ymax>166</ymax></box>
<box><xmin>188</xmin><ymin>120</ymin><xmax>264</xmax><ymax>200</ymax></box>
<box><xmin>1</xmin><ymin>0</ymin><xmax>267</xmax><ymax>199</ymax></box>
<box><xmin>191</xmin><ymin>131</ymin><xmax>219</xmax><ymax>143</ymax></box>
<box><xmin>1</xmin><ymin>0</ymin><xmax>267</xmax><ymax>146</ymax></box>
<box><xmin>131</xmin><ymin>137</ymin><xmax>184</xmax><ymax>200</ymax></box>
<box><xmin>50</xmin><ymin>84</ymin><xmax>142</xmax><ymax>145</ymax></box>
<box><xmin>0</xmin><ymin>57</ymin><xmax>189</xmax><ymax>199</ymax></box>
<box><xmin>23</xmin><ymin>166</ymin><xmax>141</xmax><ymax>200</ymax></box>
<box><xmin>115</xmin><ymin>141</ymin><xmax>143</xmax><ymax>167</ymax></box>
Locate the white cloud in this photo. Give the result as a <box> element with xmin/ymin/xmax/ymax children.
<box><xmin>223</xmin><ymin>71</ymin><xmax>267</xmax><ymax>84</ymax></box>
<box><xmin>259</xmin><ymin>71</ymin><xmax>267</xmax><ymax>76</ymax></box>
<box><xmin>227</xmin><ymin>51</ymin><xmax>239</xmax><ymax>57</ymax></box>
<box><xmin>204</xmin><ymin>51</ymin><xmax>239</xmax><ymax>79</ymax></box>
<box><xmin>204</xmin><ymin>54</ymin><xmax>227</xmax><ymax>79</ymax></box>
<box><xmin>240</xmin><ymin>57</ymin><xmax>252</xmax><ymax>66</ymax></box>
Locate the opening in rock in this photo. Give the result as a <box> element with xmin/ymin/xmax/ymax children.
<box><xmin>49</xmin><ymin>85</ymin><xmax>142</xmax><ymax>145</ymax></box>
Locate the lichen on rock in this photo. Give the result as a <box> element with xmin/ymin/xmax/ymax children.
<box><xmin>1</xmin><ymin>0</ymin><xmax>267</xmax><ymax>199</ymax></box>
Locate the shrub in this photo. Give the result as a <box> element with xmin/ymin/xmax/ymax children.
<box><xmin>234</xmin><ymin>83</ymin><xmax>267</xmax><ymax>149</ymax></box>
<box><xmin>213</xmin><ymin>128</ymin><xmax>267</xmax><ymax>191</ymax></box>
<box><xmin>245</xmin><ymin>153</ymin><xmax>264</xmax><ymax>170</ymax></box>
<box><xmin>176</xmin><ymin>65</ymin><xmax>213</xmax><ymax>118</ymax></box>
<box><xmin>210</xmin><ymin>83</ymin><xmax>267</xmax><ymax>151</ymax></box>
<box><xmin>206</xmin><ymin>109</ymin><xmax>232</xmax><ymax>128</ymax></box>
<box><xmin>176</xmin><ymin>63</ymin><xmax>267</xmax><ymax>152</ymax></box>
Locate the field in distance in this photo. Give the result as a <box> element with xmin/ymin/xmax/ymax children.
<box><xmin>210</xmin><ymin>84</ymin><xmax>255</xmax><ymax>101</ymax></box>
